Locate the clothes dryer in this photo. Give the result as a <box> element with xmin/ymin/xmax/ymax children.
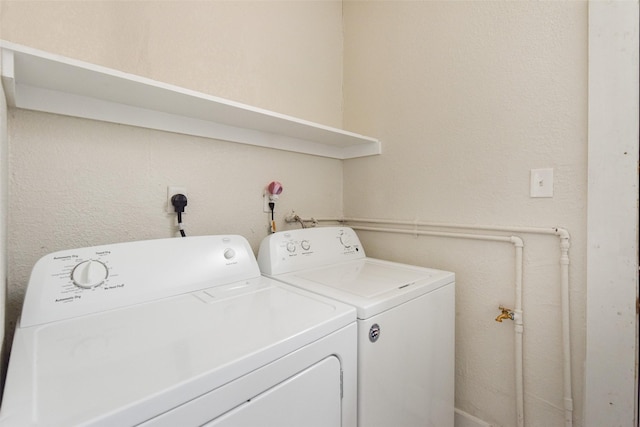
<box><xmin>0</xmin><ymin>235</ymin><xmax>357</xmax><ymax>427</ymax></box>
<box><xmin>258</xmin><ymin>226</ymin><xmax>455</xmax><ymax>427</ymax></box>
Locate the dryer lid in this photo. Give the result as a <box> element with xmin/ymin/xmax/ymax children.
<box><xmin>0</xmin><ymin>277</ymin><xmax>355</xmax><ymax>426</ymax></box>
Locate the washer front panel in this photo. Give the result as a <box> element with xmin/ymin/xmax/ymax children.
<box><xmin>356</xmin><ymin>285</ymin><xmax>455</xmax><ymax>427</ymax></box>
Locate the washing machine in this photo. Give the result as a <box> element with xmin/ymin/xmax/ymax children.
<box><xmin>257</xmin><ymin>226</ymin><xmax>455</xmax><ymax>427</ymax></box>
<box><xmin>0</xmin><ymin>235</ymin><xmax>357</xmax><ymax>427</ymax></box>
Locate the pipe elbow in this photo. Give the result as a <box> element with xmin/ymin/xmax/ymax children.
<box><xmin>510</xmin><ymin>236</ymin><xmax>524</xmax><ymax>248</ymax></box>
<box><xmin>554</xmin><ymin>227</ymin><xmax>571</xmax><ymax>241</ymax></box>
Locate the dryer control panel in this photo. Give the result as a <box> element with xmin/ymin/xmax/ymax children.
<box><xmin>20</xmin><ymin>235</ymin><xmax>261</xmax><ymax>327</ymax></box>
<box><xmin>257</xmin><ymin>227</ymin><xmax>366</xmax><ymax>275</ymax></box>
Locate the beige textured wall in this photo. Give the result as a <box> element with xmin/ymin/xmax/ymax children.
<box><xmin>343</xmin><ymin>2</ymin><xmax>587</xmax><ymax>426</ymax></box>
<box><xmin>1</xmin><ymin>0</ymin><xmax>345</xmax><ymax>344</ymax></box>
<box><xmin>1</xmin><ymin>1</ymin><xmax>596</xmax><ymax>426</ymax></box>
<box><xmin>0</xmin><ymin>0</ymin><xmax>344</xmax><ymax>127</ymax></box>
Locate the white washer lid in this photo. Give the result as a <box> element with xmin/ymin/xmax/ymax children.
<box><xmin>0</xmin><ymin>277</ymin><xmax>355</xmax><ymax>426</ymax></box>
<box><xmin>275</xmin><ymin>258</ymin><xmax>455</xmax><ymax>319</ymax></box>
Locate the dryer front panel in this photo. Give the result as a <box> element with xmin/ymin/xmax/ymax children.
<box><xmin>207</xmin><ymin>356</ymin><xmax>341</xmax><ymax>427</ymax></box>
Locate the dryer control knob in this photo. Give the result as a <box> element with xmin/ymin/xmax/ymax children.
<box><xmin>71</xmin><ymin>260</ymin><xmax>108</xmax><ymax>289</ymax></box>
<box><xmin>286</xmin><ymin>242</ymin><xmax>296</xmax><ymax>253</ymax></box>
<box><xmin>301</xmin><ymin>240</ymin><xmax>310</xmax><ymax>251</ymax></box>
<box><xmin>339</xmin><ymin>233</ymin><xmax>352</xmax><ymax>248</ymax></box>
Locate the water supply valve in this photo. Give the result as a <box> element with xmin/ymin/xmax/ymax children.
<box><xmin>267</xmin><ymin>181</ymin><xmax>283</xmax><ymax>200</ymax></box>
<box><xmin>495</xmin><ymin>305</ymin><xmax>514</xmax><ymax>322</ymax></box>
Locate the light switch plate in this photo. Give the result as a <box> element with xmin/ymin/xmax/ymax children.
<box><xmin>530</xmin><ymin>168</ymin><xmax>554</xmax><ymax>198</ymax></box>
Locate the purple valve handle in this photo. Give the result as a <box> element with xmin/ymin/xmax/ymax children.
<box><xmin>267</xmin><ymin>181</ymin><xmax>283</xmax><ymax>196</ymax></box>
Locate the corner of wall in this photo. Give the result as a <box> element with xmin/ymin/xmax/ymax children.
<box><xmin>0</xmin><ymin>57</ymin><xmax>8</xmax><ymax>395</ymax></box>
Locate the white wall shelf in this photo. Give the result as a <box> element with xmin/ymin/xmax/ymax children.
<box><xmin>0</xmin><ymin>41</ymin><xmax>380</xmax><ymax>159</ymax></box>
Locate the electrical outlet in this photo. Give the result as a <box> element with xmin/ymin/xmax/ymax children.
<box><xmin>263</xmin><ymin>191</ymin><xmax>274</xmax><ymax>213</ymax></box>
<box><xmin>167</xmin><ymin>186</ymin><xmax>187</xmax><ymax>213</ymax></box>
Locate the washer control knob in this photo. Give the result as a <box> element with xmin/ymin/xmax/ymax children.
<box><xmin>71</xmin><ymin>260</ymin><xmax>108</xmax><ymax>289</ymax></box>
<box><xmin>301</xmin><ymin>240</ymin><xmax>310</xmax><ymax>251</ymax></box>
<box><xmin>223</xmin><ymin>248</ymin><xmax>236</xmax><ymax>260</ymax></box>
<box><xmin>286</xmin><ymin>242</ymin><xmax>296</xmax><ymax>253</ymax></box>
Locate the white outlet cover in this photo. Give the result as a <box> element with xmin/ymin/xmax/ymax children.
<box><xmin>530</xmin><ymin>168</ymin><xmax>554</xmax><ymax>198</ymax></box>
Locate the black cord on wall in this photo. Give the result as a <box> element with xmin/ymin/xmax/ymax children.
<box><xmin>171</xmin><ymin>194</ymin><xmax>188</xmax><ymax>237</ymax></box>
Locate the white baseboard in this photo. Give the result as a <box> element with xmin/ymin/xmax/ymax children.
<box><xmin>454</xmin><ymin>408</ymin><xmax>493</xmax><ymax>427</ymax></box>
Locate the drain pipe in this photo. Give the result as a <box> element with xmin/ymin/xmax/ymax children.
<box><xmin>291</xmin><ymin>216</ymin><xmax>572</xmax><ymax>427</ymax></box>
<box><xmin>558</xmin><ymin>230</ymin><xmax>572</xmax><ymax>427</ymax></box>
<box><xmin>512</xmin><ymin>237</ymin><xmax>525</xmax><ymax>427</ymax></box>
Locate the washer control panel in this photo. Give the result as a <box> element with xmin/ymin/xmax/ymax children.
<box><xmin>257</xmin><ymin>227</ymin><xmax>365</xmax><ymax>275</ymax></box>
<box><xmin>21</xmin><ymin>235</ymin><xmax>260</xmax><ymax>327</ymax></box>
